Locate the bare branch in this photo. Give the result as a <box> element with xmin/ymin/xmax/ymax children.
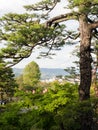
<box><xmin>45</xmin><ymin>13</ymin><xmax>77</xmax><ymax>26</ymax></box>
<box><xmin>64</xmin><ymin>30</ymin><xmax>80</xmax><ymax>40</ymax></box>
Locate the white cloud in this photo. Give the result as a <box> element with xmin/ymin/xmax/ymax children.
<box><xmin>0</xmin><ymin>0</ymin><xmax>24</xmax><ymax>15</ymax></box>
<box><xmin>0</xmin><ymin>0</ymin><xmax>42</xmax><ymax>16</ymax></box>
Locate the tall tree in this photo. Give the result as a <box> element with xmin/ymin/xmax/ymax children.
<box><xmin>0</xmin><ymin>0</ymin><xmax>98</xmax><ymax>129</ymax></box>
<box><xmin>23</xmin><ymin>61</ymin><xmax>41</xmax><ymax>90</ymax></box>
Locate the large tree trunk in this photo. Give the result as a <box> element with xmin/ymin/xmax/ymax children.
<box><xmin>78</xmin><ymin>14</ymin><xmax>93</xmax><ymax>130</ymax></box>
<box><xmin>79</xmin><ymin>14</ymin><xmax>92</xmax><ymax>101</ymax></box>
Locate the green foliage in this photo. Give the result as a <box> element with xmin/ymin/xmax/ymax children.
<box><xmin>24</xmin><ymin>0</ymin><xmax>59</xmax><ymax>12</ymax></box>
<box><xmin>0</xmin><ymin>0</ymin><xmax>97</xmax><ymax>75</ymax></box>
<box><xmin>0</xmin><ymin>59</ymin><xmax>17</xmax><ymax>100</ymax></box>
<box><xmin>7</xmin><ymin>82</ymin><xmax>80</xmax><ymax>129</ymax></box>
<box><xmin>69</xmin><ymin>0</ymin><xmax>98</xmax><ymax>6</ymax></box>
<box><xmin>0</xmin><ymin>81</ymin><xmax>98</xmax><ymax>129</ymax></box>
<box><xmin>41</xmin><ymin>82</ymin><xmax>78</xmax><ymax>111</ymax></box>
<box><xmin>0</xmin><ymin>12</ymin><xmax>65</xmax><ymax>67</ymax></box>
<box><xmin>0</xmin><ymin>103</ymin><xmax>21</xmax><ymax>130</ymax></box>
<box><xmin>68</xmin><ymin>0</ymin><xmax>98</xmax><ymax>14</ymax></box>
<box><xmin>16</xmin><ymin>74</ymin><xmax>24</xmax><ymax>90</ymax></box>
<box><xmin>0</xmin><ymin>82</ymin><xmax>78</xmax><ymax>130</ymax></box>
<box><xmin>23</xmin><ymin>61</ymin><xmax>41</xmax><ymax>90</ymax></box>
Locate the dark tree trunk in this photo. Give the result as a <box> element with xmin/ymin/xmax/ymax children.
<box><xmin>79</xmin><ymin>14</ymin><xmax>93</xmax><ymax>130</ymax></box>
<box><xmin>59</xmin><ymin>122</ymin><xmax>65</xmax><ymax>130</ymax></box>
<box><xmin>79</xmin><ymin>14</ymin><xmax>92</xmax><ymax>101</ymax></box>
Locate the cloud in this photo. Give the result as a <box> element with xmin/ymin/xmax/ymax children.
<box><xmin>0</xmin><ymin>0</ymin><xmax>43</xmax><ymax>16</ymax></box>
<box><xmin>0</xmin><ymin>0</ymin><xmax>25</xmax><ymax>16</ymax></box>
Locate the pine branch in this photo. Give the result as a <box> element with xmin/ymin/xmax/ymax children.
<box><xmin>45</xmin><ymin>13</ymin><xmax>77</xmax><ymax>26</ymax></box>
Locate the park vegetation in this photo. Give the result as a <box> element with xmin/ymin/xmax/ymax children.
<box><xmin>0</xmin><ymin>78</ymin><xmax>98</xmax><ymax>130</ymax></box>
<box><xmin>0</xmin><ymin>0</ymin><xmax>98</xmax><ymax>130</ymax></box>
<box><xmin>0</xmin><ymin>60</ymin><xmax>98</xmax><ymax>130</ymax></box>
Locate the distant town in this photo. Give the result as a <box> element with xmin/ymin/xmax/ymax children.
<box><xmin>13</xmin><ymin>68</ymin><xmax>80</xmax><ymax>84</ymax></box>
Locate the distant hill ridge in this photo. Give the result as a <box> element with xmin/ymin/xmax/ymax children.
<box><xmin>13</xmin><ymin>68</ymin><xmax>68</xmax><ymax>80</ymax></box>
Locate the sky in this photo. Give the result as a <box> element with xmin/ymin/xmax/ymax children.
<box><xmin>0</xmin><ymin>0</ymin><xmax>79</xmax><ymax>69</ymax></box>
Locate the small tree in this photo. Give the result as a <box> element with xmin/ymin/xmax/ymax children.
<box><xmin>23</xmin><ymin>61</ymin><xmax>41</xmax><ymax>90</ymax></box>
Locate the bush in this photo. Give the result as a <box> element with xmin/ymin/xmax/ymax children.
<box><xmin>0</xmin><ymin>82</ymin><xmax>98</xmax><ymax>130</ymax></box>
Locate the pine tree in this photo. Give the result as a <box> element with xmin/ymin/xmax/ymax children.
<box><xmin>0</xmin><ymin>59</ymin><xmax>16</xmax><ymax>101</ymax></box>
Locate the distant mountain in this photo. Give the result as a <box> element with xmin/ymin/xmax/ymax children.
<box><xmin>40</xmin><ymin>68</ymin><xmax>68</xmax><ymax>80</ymax></box>
<box><xmin>13</xmin><ymin>68</ymin><xmax>68</xmax><ymax>80</ymax></box>
<box><xmin>13</xmin><ymin>68</ymin><xmax>23</xmax><ymax>77</ymax></box>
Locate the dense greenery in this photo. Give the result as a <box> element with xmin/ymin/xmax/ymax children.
<box><xmin>0</xmin><ymin>81</ymin><xmax>98</xmax><ymax>130</ymax></box>
<box><xmin>0</xmin><ymin>59</ymin><xmax>17</xmax><ymax>101</ymax></box>
<box><xmin>0</xmin><ymin>82</ymin><xmax>80</xmax><ymax>130</ymax></box>
<box><xmin>23</xmin><ymin>61</ymin><xmax>41</xmax><ymax>90</ymax></box>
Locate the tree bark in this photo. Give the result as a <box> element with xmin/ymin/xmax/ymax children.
<box><xmin>79</xmin><ymin>14</ymin><xmax>92</xmax><ymax>101</ymax></box>
<box><xmin>79</xmin><ymin>14</ymin><xmax>93</xmax><ymax>130</ymax></box>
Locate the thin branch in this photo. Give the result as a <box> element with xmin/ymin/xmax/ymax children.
<box><xmin>43</xmin><ymin>38</ymin><xmax>55</xmax><ymax>56</ymax></box>
<box><xmin>69</xmin><ymin>33</ymin><xmax>80</xmax><ymax>40</ymax></box>
<box><xmin>45</xmin><ymin>1</ymin><xmax>58</xmax><ymax>16</ymax></box>
<box><xmin>6</xmin><ymin>58</ymin><xmax>23</xmax><ymax>68</ymax></box>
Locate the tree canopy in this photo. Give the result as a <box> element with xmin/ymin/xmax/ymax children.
<box><xmin>0</xmin><ymin>0</ymin><xmax>97</xmax><ymax>67</ymax></box>
<box><xmin>23</xmin><ymin>61</ymin><xmax>41</xmax><ymax>90</ymax></box>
